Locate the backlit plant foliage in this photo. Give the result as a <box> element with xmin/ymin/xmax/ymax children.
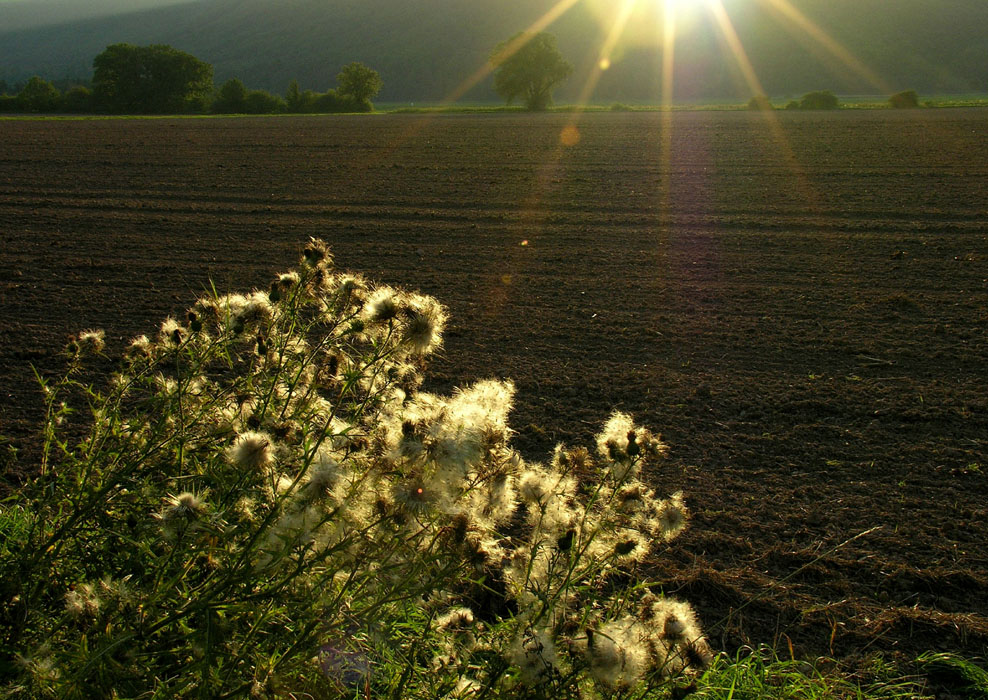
<box><xmin>0</xmin><ymin>239</ymin><xmax>710</xmax><ymax>698</ymax></box>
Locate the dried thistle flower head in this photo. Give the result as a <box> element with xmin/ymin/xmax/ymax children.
<box><xmin>155</xmin><ymin>492</ymin><xmax>209</xmax><ymax>540</ymax></box>
<box><xmin>401</xmin><ymin>294</ymin><xmax>446</xmax><ymax>356</ymax></box>
<box><xmin>436</xmin><ymin>607</ymin><xmax>475</xmax><ymax>632</ymax></box>
<box><xmin>334</xmin><ymin>273</ymin><xmax>365</xmax><ymax>296</ymax></box>
<box><xmin>595</xmin><ymin>412</ymin><xmax>667</xmax><ymax>479</ymax></box>
<box><xmin>511</xmin><ymin>627</ymin><xmax>560</xmax><ymax>686</ymax></box>
<box><xmin>64</xmin><ymin>583</ymin><xmax>101</xmax><ymax>619</ymax></box>
<box><xmin>15</xmin><ymin>647</ymin><xmax>61</xmax><ymax>685</ymax></box>
<box><xmin>277</xmin><ymin>272</ymin><xmax>300</xmax><ymax>288</ymax></box>
<box><xmin>586</xmin><ymin>617</ymin><xmax>649</xmax><ymax>690</ymax></box>
<box><xmin>364</xmin><ymin>286</ymin><xmax>402</xmax><ymax>322</ymax></box>
<box><xmin>655</xmin><ymin>491</ymin><xmax>688</xmax><ymax>540</ymax></box>
<box><xmin>76</xmin><ymin>329</ymin><xmax>105</xmax><ymax>354</ymax></box>
<box><xmin>301</xmin><ymin>448</ymin><xmax>341</xmax><ymax>500</ymax></box>
<box><xmin>159</xmin><ymin>317</ymin><xmax>186</xmax><ymax>345</ymax></box>
<box><xmin>612</xmin><ymin>529</ymin><xmax>649</xmax><ymax>564</ymax></box>
<box><xmin>227</xmin><ymin>431</ymin><xmax>275</xmax><ymax>470</ymax></box>
<box><xmin>124</xmin><ymin>334</ymin><xmax>152</xmax><ymax>361</ymax></box>
<box><xmin>159</xmin><ymin>491</ymin><xmax>208</xmax><ymax>522</ymax></box>
<box><xmin>645</xmin><ymin>597</ymin><xmax>711</xmax><ymax>673</ymax></box>
<box><xmin>597</xmin><ymin>412</ymin><xmax>635</xmax><ymax>462</ymax></box>
<box><xmin>302</xmin><ymin>237</ymin><xmax>332</xmax><ymax>268</ymax></box>
<box><xmin>392</xmin><ymin>476</ymin><xmax>433</xmax><ymax>516</ymax></box>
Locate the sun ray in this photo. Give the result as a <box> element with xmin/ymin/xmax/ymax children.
<box><xmin>569</xmin><ymin>0</ymin><xmax>639</xmax><ymax>111</ymax></box>
<box><xmin>660</xmin><ymin>0</ymin><xmax>677</xmax><ymax>111</ymax></box>
<box><xmin>658</xmin><ymin>0</ymin><xmax>678</xmax><ymax>223</ymax></box>
<box><xmin>705</xmin><ymin>0</ymin><xmax>821</xmax><ymax>209</ymax></box>
<box><xmin>440</xmin><ymin>0</ymin><xmax>583</xmax><ymax>106</ymax></box>
<box><xmin>756</xmin><ymin>0</ymin><xmax>892</xmax><ymax>94</ymax></box>
<box><xmin>706</xmin><ymin>0</ymin><xmax>769</xmax><ymax>100</ymax></box>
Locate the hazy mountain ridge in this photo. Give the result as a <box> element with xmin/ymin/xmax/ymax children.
<box><xmin>1</xmin><ymin>0</ymin><xmax>986</xmax><ymax>102</ymax></box>
<box><xmin>0</xmin><ymin>0</ymin><xmax>196</xmax><ymax>32</ymax></box>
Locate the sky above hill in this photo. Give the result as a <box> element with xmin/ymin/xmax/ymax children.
<box><xmin>0</xmin><ymin>0</ymin><xmax>195</xmax><ymax>30</ymax></box>
<box><xmin>2</xmin><ymin>0</ymin><xmax>986</xmax><ymax>102</ymax></box>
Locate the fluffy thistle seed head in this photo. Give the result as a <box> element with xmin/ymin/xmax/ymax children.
<box><xmin>613</xmin><ymin>530</ymin><xmax>650</xmax><ymax>564</ymax></box>
<box><xmin>15</xmin><ymin>647</ymin><xmax>61</xmax><ymax>685</ymax></box>
<box><xmin>436</xmin><ymin>607</ymin><xmax>475</xmax><ymax>631</ymax></box>
<box><xmin>64</xmin><ymin>583</ymin><xmax>101</xmax><ymax>619</ymax></box>
<box><xmin>511</xmin><ymin>627</ymin><xmax>560</xmax><ymax>686</ymax></box>
<box><xmin>302</xmin><ymin>237</ymin><xmax>332</xmax><ymax>268</ymax></box>
<box><xmin>656</xmin><ymin>491</ymin><xmax>688</xmax><ymax>540</ymax></box>
<box><xmin>393</xmin><ymin>477</ymin><xmax>432</xmax><ymax>516</ymax></box>
<box><xmin>587</xmin><ymin>618</ymin><xmax>650</xmax><ymax>690</ymax></box>
<box><xmin>302</xmin><ymin>450</ymin><xmax>341</xmax><ymax>500</ymax></box>
<box><xmin>227</xmin><ymin>431</ymin><xmax>275</xmax><ymax>470</ymax></box>
<box><xmin>76</xmin><ymin>329</ymin><xmax>105</xmax><ymax>354</ymax></box>
<box><xmin>160</xmin><ymin>492</ymin><xmax>208</xmax><ymax>521</ymax></box>
<box><xmin>277</xmin><ymin>272</ymin><xmax>300</xmax><ymax>288</ymax></box>
<box><xmin>401</xmin><ymin>295</ymin><xmax>446</xmax><ymax>356</ymax></box>
<box><xmin>124</xmin><ymin>334</ymin><xmax>152</xmax><ymax>361</ymax></box>
<box><xmin>332</xmin><ymin>273</ymin><xmax>367</xmax><ymax>302</ymax></box>
<box><xmin>186</xmin><ymin>310</ymin><xmax>203</xmax><ymax>333</ymax></box>
<box><xmin>364</xmin><ymin>287</ymin><xmax>401</xmax><ymax>322</ymax></box>
<box><xmin>160</xmin><ymin>317</ymin><xmax>186</xmax><ymax>345</ymax></box>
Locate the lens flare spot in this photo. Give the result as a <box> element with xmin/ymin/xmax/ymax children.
<box><xmin>520</xmin><ymin>239</ymin><xmax>529</xmax><ymax>246</ymax></box>
<box><xmin>598</xmin><ymin>57</ymin><xmax>612</xmax><ymax>71</ymax></box>
<box><xmin>559</xmin><ymin>125</ymin><xmax>581</xmax><ymax>147</ymax></box>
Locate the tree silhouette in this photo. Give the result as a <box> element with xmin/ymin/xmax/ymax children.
<box><xmin>889</xmin><ymin>90</ymin><xmax>919</xmax><ymax>109</ymax></box>
<box><xmin>798</xmin><ymin>90</ymin><xmax>839</xmax><ymax>110</ymax></box>
<box><xmin>92</xmin><ymin>44</ymin><xmax>213</xmax><ymax>114</ymax></box>
<box><xmin>213</xmin><ymin>78</ymin><xmax>248</xmax><ymax>113</ymax></box>
<box><xmin>17</xmin><ymin>76</ymin><xmax>60</xmax><ymax>112</ymax></box>
<box><xmin>336</xmin><ymin>62</ymin><xmax>382</xmax><ymax>110</ymax></box>
<box><xmin>491</xmin><ymin>32</ymin><xmax>572</xmax><ymax>111</ymax></box>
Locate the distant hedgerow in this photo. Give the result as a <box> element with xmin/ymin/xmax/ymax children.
<box><xmin>797</xmin><ymin>90</ymin><xmax>839</xmax><ymax>110</ymax></box>
<box><xmin>0</xmin><ymin>239</ymin><xmax>709</xmax><ymax>698</ymax></box>
<box><xmin>888</xmin><ymin>90</ymin><xmax>920</xmax><ymax>109</ymax></box>
<box><xmin>747</xmin><ymin>95</ymin><xmax>774</xmax><ymax>111</ymax></box>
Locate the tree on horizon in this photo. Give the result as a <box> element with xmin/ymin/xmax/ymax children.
<box><xmin>335</xmin><ymin>62</ymin><xmax>382</xmax><ymax>110</ymax></box>
<box><xmin>92</xmin><ymin>43</ymin><xmax>213</xmax><ymax>114</ymax></box>
<box><xmin>490</xmin><ymin>32</ymin><xmax>572</xmax><ymax>111</ymax></box>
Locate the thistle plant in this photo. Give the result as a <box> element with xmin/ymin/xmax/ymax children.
<box><xmin>0</xmin><ymin>239</ymin><xmax>710</xmax><ymax>698</ymax></box>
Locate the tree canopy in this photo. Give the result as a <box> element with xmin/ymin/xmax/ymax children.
<box><xmin>17</xmin><ymin>76</ymin><xmax>60</xmax><ymax>112</ymax></box>
<box><xmin>213</xmin><ymin>78</ymin><xmax>248</xmax><ymax>113</ymax></box>
<box><xmin>889</xmin><ymin>89</ymin><xmax>920</xmax><ymax>109</ymax></box>
<box><xmin>490</xmin><ymin>32</ymin><xmax>572</xmax><ymax>111</ymax></box>
<box><xmin>92</xmin><ymin>43</ymin><xmax>213</xmax><ymax>114</ymax></box>
<box><xmin>335</xmin><ymin>62</ymin><xmax>382</xmax><ymax>109</ymax></box>
<box><xmin>798</xmin><ymin>90</ymin><xmax>839</xmax><ymax>110</ymax></box>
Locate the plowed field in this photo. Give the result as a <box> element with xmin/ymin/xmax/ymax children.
<box><xmin>1</xmin><ymin>110</ymin><xmax>986</xmax><ymax>666</ymax></box>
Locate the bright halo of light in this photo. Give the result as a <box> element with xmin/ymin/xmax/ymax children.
<box><xmin>585</xmin><ymin>0</ymin><xmax>707</xmax><ymax>48</ymax></box>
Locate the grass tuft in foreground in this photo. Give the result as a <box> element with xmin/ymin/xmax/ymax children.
<box><xmin>917</xmin><ymin>652</ymin><xmax>988</xmax><ymax>700</ymax></box>
<box><xmin>685</xmin><ymin>647</ymin><xmax>935</xmax><ymax>700</ymax></box>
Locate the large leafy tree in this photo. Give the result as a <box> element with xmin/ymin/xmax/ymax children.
<box><xmin>17</xmin><ymin>76</ymin><xmax>60</xmax><ymax>112</ymax></box>
<box><xmin>491</xmin><ymin>32</ymin><xmax>572</xmax><ymax>111</ymax></box>
<box><xmin>92</xmin><ymin>43</ymin><xmax>213</xmax><ymax>114</ymax></box>
<box><xmin>335</xmin><ymin>62</ymin><xmax>382</xmax><ymax>110</ymax></box>
<box><xmin>212</xmin><ymin>78</ymin><xmax>248</xmax><ymax>113</ymax></box>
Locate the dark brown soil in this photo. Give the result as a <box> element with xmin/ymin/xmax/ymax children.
<box><xmin>1</xmin><ymin>110</ymin><xmax>986</xmax><ymax>667</ymax></box>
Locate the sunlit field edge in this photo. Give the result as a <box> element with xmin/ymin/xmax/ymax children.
<box><xmin>2</xmin><ymin>94</ymin><xmax>987</xmax><ymax>120</ymax></box>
